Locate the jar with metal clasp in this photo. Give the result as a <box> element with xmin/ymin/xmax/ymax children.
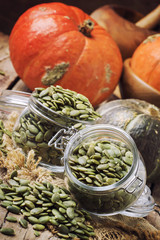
<box><xmin>63</xmin><ymin>124</ymin><xmax>155</xmax><ymax>217</ymax></box>
<box><xmin>12</xmin><ymin>85</ymin><xmax>100</xmax><ymax>173</ymax></box>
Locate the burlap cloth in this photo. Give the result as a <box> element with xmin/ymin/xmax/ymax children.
<box><xmin>0</xmin><ymin>111</ymin><xmax>160</xmax><ymax>240</ymax></box>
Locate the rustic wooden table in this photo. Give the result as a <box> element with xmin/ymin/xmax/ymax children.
<box><xmin>0</xmin><ymin>31</ymin><xmax>160</xmax><ymax>239</ymax></box>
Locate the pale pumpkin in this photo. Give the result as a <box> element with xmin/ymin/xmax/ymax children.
<box><xmin>96</xmin><ymin>99</ymin><xmax>160</xmax><ymax>183</ymax></box>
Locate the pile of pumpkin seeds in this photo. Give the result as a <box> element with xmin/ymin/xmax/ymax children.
<box><xmin>32</xmin><ymin>85</ymin><xmax>101</xmax><ymax>122</ymax></box>
<box><xmin>69</xmin><ymin>139</ymin><xmax>133</xmax><ymax>186</ymax></box>
<box><xmin>0</xmin><ymin>171</ymin><xmax>95</xmax><ymax>239</ymax></box>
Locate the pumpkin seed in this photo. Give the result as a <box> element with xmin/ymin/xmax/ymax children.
<box><xmin>1</xmin><ymin>200</ymin><xmax>12</xmax><ymax>208</ymax></box>
<box><xmin>66</xmin><ymin>207</ymin><xmax>75</xmax><ymax>219</ymax></box>
<box><xmin>11</xmin><ymin>170</ymin><xmax>18</xmax><ymax>179</ymax></box>
<box><xmin>34</xmin><ymin>230</ymin><xmax>41</xmax><ymax>237</ymax></box>
<box><xmin>0</xmin><ymin>189</ymin><xmax>5</xmax><ymax>200</ymax></box>
<box><xmin>28</xmin><ymin>124</ymin><xmax>39</xmax><ymax>134</ymax></box>
<box><xmin>6</xmin><ymin>216</ymin><xmax>17</xmax><ymax>222</ymax></box>
<box><xmin>33</xmin><ymin>224</ymin><xmax>45</xmax><ymax>231</ymax></box>
<box><xmin>7</xmin><ymin>205</ymin><xmax>21</xmax><ymax>214</ymax></box>
<box><xmin>8</xmin><ymin>179</ymin><xmax>19</xmax><ymax>187</ymax></box>
<box><xmin>16</xmin><ymin>186</ymin><xmax>29</xmax><ymax>194</ymax></box>
<box><xmin>19</xmin><ymin>179</ymin><xmax>30</xmax><ymax>186</ymax></box>
<box><xmin>52</xmin><ymin>209</ymin><xmax>65</xmax><ymax>221</ymax></box>
<box><xmin>28</xmin><ymin>216</ymin><xmax>40</xmax><ymax>224</ymax></box>
<box><xmin>30</xmin><ymin>207</ymin><xmax>44</xmax><ymax>216</ymax></box>
<box><xmin>51</xmin><ymin>193</ymin><xmax>60</xmax><ymax>203</ymax></box>
<box><xmin>0</xmin><ymin>227</ymin><xmax>15</xmax><ymax>236</ymax></box>
<box><xmin>25</xmin><ymin>200</ymin><xmax>35</xmax><ymax>209</ymax></box>
<box><xmin>49</xmin><ymin>217</ymin><xmax>59</xmax><ymax>226</ymax></box>
<box><xmin>19</xmin><ymin>218</ymin><xmax>28</xmax><ymax>228</ymax></box>
<box><xmin>57</xmin><ymin>232</ymin><xmax>70</xmax><ymax>238</ymax></box>
<box><xmin>38</xmin><ymin>216</ymin><xmax>50</xmax><ymax>224</ymax></box>
<box><xmin>59</xmin><ymin>224</ymin><xmax>69</xmax><ymax>234</ymax></box>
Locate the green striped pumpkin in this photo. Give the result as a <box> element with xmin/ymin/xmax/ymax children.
<box><xmin>96</xmin><ymin>99</ymin><xmax>160</xmax><ymax>183</ymax></box>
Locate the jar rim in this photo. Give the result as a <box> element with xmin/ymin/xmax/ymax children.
<box><xmin>29</xmin><ymin>95</ymin><xmax>97</xmax><ymax>127</ymax></box>
<box><xmin>64</xmin><ymin>124</ymin><xmax>140</xmax><ymax>192</ymax></box>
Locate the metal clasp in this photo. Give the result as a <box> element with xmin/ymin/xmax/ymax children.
<box><xmin>125</xmin><ymin>177</ymin><xmax>143</xmax><ymax>194</ymax></box>
<box><xmin>48</xmin><ymin>126</ymin><xmax>77</xmax><ymax>153</ymax></box>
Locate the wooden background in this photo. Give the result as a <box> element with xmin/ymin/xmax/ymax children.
<box><xmin>0</xmin><ymin>0</ymin><xmax>160</xmax><ymax>34</ymax></box>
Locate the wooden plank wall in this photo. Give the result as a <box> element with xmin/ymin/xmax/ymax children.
<box><xmin>0</xmin><ymin>0</ymin><xmax>160</xmax><ymax>34</ymax></box>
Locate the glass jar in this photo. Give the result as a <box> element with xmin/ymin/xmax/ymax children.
<box><xmin>64</xmin><ymin>124</ymin><xmax>155</xmax><ymax>217</ymax></box>
<box><xmin>0</xmin><ymin>90</ymin><xmax>30</xmax><ymax>119</ymax></box>
<box><xmin>13</xmin><ymin>92</ymin><xmax>97</xmax><ymax>173</ymax></box>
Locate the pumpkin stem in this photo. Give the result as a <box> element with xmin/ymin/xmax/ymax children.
<box><xmin>79</xmin><ymin>19</ymin><xmax>94</xmax><ymax>37</ymax></box>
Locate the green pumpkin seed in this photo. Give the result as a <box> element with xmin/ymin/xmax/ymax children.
<box><xmin>59</xmin><ymin>224</ymin><xmax>69</xmax><ymax>234</ymax></box>
<box><xmin>52</xmin><ymin>209</ymin><xmax>65</xmax><ymax>221</ymax></box>
<box><xmin>39</xmin><ymin>88</ymin><xmax>49</xmax><ymax>98</ymax></box>
<box><xmin>13</xmin><ymin>200</ymin><xmax>23</xmax><ymax>205</ymax></box>
<box><xmin>22</xmin><ymin>211</ymin><xmax>31</xmax><ymax>217</ymax></box>
<box><xmin>34</xmin><ymin>230</ymin><xmax>41</xmax><ymax>237</ymax></box>
<box><xmin>30</xmin><ymin>208</ymin><xmax>44</xmax><ymax>216</ymax></box>
<box><xmin>42</xmin><ymin>190</ymin><xmax>52</xmax><ymax>197</ymax></box>
<box><xmin>78</xmin><ymin>156</ymin><xmax>87</xmax><ymax>165</ymax></box>
<box><xmin>49</xmin><ymin>217</ymin><xmax>59</xmax><ymax>226</ymax></box>
<box><xmin>10</xmin><ymin>170</ymin><xmax>18</xmax><ymax>179</ymax></box>
<box><xmin>35</xmin><ymin>132</ymin><xmax>44</xmax><ymax>142</ymax></box>
<box><xmin>25</xmin><ymin>200</ymin><xmax>35</xmax><ymax>209</ymax></box>
<box><xmin>33</xmin><ymin>224</ymin><xmax>45</xmax><ymax>231</ymax></box>
<box><xmin>1</xmin><ymin>201</ymin><xmax>12</xmax><ymax>208</ymax></box>
<box><xmin>63</xmin><ymin>200</ymin><xmax>76</xmax><ymax>208</ymax></box>
<box><xmin>0</xmin><ymin>190</ymin><xmax>5</xmax><ymax>200</ymax></box>
<box><xmin>8</xmin><ymin>179</ymin><xmax>19</xmax><ymax>186</ymax></box>
<box><xmin>26</xmin><ymin>141</ymin><xmax>37</xmax><ymax>148</ymax></box>
<box><xmin>28</xmin><ymin>216</ymin><xmax>40</xmax><ymax>224</ymax></box>
<box><xmin>7</xmin><ymin>205</ymin><xmax>21</xmax><ymax>214</ymax></box>
<box><xmin>28</xmin><ymin>125</ymin><xmax>39</xmax><ymax>134</ymax></box>
<box><xmin>19</xmin><ymin>179</ymin><xmax>30</xmax><ymax>186</ymax></box>
<box><xmin>20</xmin><ymin>131</ymin><xmax>27</xmax><ymax>143</ymax></box>
<box><xmin>25</xmin><ymin>194</ymin><xmax>38</xmax><ymax>203</ymax></box>
<box><xmin>19</xmin><ymin>218</ymin><xmax>28</xmax><ymax>228</ymax></box>
<box><xmin>66</xmin><ymin>207</ymin><xmax>75</xmax><ymax>219</ymax></box>
<box><xmin>38</xmin><ymin>216</ymin><xmax>50</xmax><ymax>224</ymax></box>
<box><xmin>51</xmin><ymin>193</ymin><xmax>60</xmax><ymax>203</ymax></box>
<box><xmin>0</xmin><ymin>227</ymin><xmax>15</xmax><ymax>236</ymax></box>
<box><xmin>70</xmin><ymin>110</ymin><xmax>80</xmax><ymax>117</ymax></box>
<box><xmin>16</xmin><ymin>186</ymin><xmax>29</xmax><ymax>194</ymax></box>
<box><xmin>6</xmin><ymin>216</ymin><xmax>17</xmax><ymax>222</ymax></box>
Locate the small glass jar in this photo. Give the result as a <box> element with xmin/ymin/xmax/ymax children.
<box><xmin>13</xmin><ymin>92</ymin><xmax>97</xmax><ymax>173</ymax></box>
<box><xmin>64</xmin><ymin>124</ymin><xmax>155</xmax><ymax>217</ymax></box>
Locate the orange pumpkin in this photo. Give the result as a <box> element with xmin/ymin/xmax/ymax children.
<box><xmin>131</xmin><ymin>34</ymin><xmax>160</xmax><ymax>92</ymax></box>
<box><xmin>9</xmin><ymin>2</ymin><xmax>122</xmax><ymax>107</ymax></box>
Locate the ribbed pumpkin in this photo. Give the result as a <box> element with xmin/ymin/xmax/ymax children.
<box><xmin>9</xmin><ymin>2</ymin><xmax>122</xmax><ymax>107</ymax></box>
<box><xmin>96</xmin><ymin>99</ymin><xmax>160</xmax><ymax>183</ymax></box>
<box><xmin>131</xmin><ymin>34</ymin><xmax>160</xmax><ymax>92</ymax></box>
